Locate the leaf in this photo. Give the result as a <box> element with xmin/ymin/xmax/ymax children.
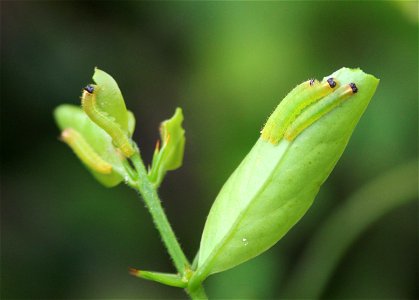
<box><xmin>127</xmin><ymin>110</ymin><xmax>136</xmax><ymax>137</ymax></box>
<box><xmin>54</xmin><ymin>104</ymin><xmax>128</xmax><ymax>187</ymax></box>
<box><xmin>81</xmin><ymin>86</ymin><xmax>135</xmax><ymax>157</ymax></box>
<box><xmin>129</xmin><ymin>268</ymin><xmax>187</xmax><ymax>288</ymax></box>
<box><xmin>92</xmin><ymin>67</ymin><xmax>130</xmax><ymax>133</ymax></box>
<box><xmin>148</xmin><ymin>108</ymin><xmax>186</xmax><ymax>187</ymax></box>
<box><xmin>191</xmin><ymin>68</ymin><xmax>379</xmax><ymax>285</ymax></box>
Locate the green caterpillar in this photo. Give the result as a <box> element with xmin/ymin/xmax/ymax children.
<box><xmin>81</xmin><ymin>85</ymin><xmax>135</xmax><ymax>157</ymax></box>
<box><xmin>61</xmin><ymin>128</ymin><xmax>112</xmax><ymax>174</ymax></box>
<box><xmin>261</xmin><ymin>77</ymin><xmax>339</xmax><ymax>144</ymax></box>
<box><xmin>285</xmin><ymin>83</ymin><xmax>358</xmax><ymax>141</ymax></box>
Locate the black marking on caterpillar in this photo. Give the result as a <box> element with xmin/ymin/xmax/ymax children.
<box><xmin>82</xmin><ymin>88</ymin><xmax>135</xmax><ymax>157</ymax></box>
<box><xmin>284</xmin><ymin>83</ymin><xmax>358</xmax><ymax>141</ymax></box>
<box><xmin>84</xmin><ymin>85</ymin><xmax>95</xmax><ymax>94</ymax></box>
<box><xmin>261</xmin><ymin>77</ymin><xmax>339</xmax><ymax>144</ymax></box>
<box><xmin>349</xmin><ymin>82</ymin><xmax>358</xmax><ymax>93</ymax></box>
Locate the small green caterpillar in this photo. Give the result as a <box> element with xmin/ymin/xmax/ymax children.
<box><xmin>61</xmin><ymin>128</ymin><xmax>112</xmax><ymax>174</ymax></box>
<box><xmin>285</xmin><ymin>83</ymin><xmax>358</xmax><ymax>141</ymax></box>
<box><xmin>82</xmin><ymin>85</ymin><xmax>135</xmax><ymax>157</ymax></box>
<box><xmin>261</xmin><ymin>77</ymin><xmax>338</xmax><ymax>144</ymax></box>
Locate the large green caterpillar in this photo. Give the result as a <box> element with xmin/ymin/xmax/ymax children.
<box><xmin>81</xmin><ymin>85</ymin><xmax>135</xmax><ymax>157</ymax></box>
<box><xmin>261</xmin><ymin>77</ymin><xmax>338</xmax><ymax>144</ymax></box>
<box><xmin>61</xmin><ymin>128</ymin><xmax>112</xmax><ymax>174</ymax></box>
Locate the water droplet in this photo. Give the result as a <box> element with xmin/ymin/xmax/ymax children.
<box><xmin>242</xmin><ymin>238</ymin><xmax>248</xmax><ymax>246</ymax></box>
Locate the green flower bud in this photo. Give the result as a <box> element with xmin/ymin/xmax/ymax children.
<box><xmin>54</xmin><ymin>104</ymin><xmax>132</xmax><ymax>187</ymax></box>
<box><xmin>191</xmin><ymin>67</ymin><xmax>379</xmax><ymax>285</ymax></box>
<box><xmin>148</xmin><ymin>108</ymin><xmax>186</xmax><ymax>187</ymax></box>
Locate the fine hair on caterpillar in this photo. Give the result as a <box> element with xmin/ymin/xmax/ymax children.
<box><xmin>61</xmin><ymin>128</ymin><xmax>113</xmax><ymax>174</ymax></box>
<box><xmin>261</xmin><ymin>77</ymin><xmax>338</xmax><ymax>144</ymax></box>
<box><xmin>284</xmin><ymin>83</ymin><xmax>358</xmax><ymax>141</ymax></box>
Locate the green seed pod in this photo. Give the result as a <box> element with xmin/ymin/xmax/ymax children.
<box><xmin>191</xmin><ymin>67</ymin><xmax>379</xmax><ymax>286</ymax></box>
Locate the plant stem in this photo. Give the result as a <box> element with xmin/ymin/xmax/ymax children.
<box><xmin>131</xmin><ymin>152</ymin><xmax>189</xmax><ymax>274</ymax></box>
<box><xmin>130</xmin><ymin>152</ymin><xmax>207</xmax><ymax>299</ymax></box>
<box><xmin>187</xmin><ymin>285</ymin><xmax>208</xmax><ymax>299</ymax></box>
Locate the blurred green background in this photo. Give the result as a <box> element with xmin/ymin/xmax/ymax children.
<box><xmin>1</xmin><ymin>1</ymin><xmax>418</xmax><ymax>299</ymax></box>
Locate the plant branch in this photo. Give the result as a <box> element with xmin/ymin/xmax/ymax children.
<box><xmin>131</xmin><ymin>152</ymin><xmax>189</xmax><ymax>274</ymax></box>
<box><xmin>130</xmin><ymin>151</ymin><xmax>208</xmax><ymax>299</ymax></box>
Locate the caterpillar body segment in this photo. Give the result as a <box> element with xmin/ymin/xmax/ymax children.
<box><xmin>261</xmin><ymin>78</ymin><xmax>338</xmax><ymax>144</ymax></box>
<box><xmin>284</xmin><ymin>83</ymin><xmax>358</xmax><ymax>141</ymax></box>
<box><xmin>61</xmin><ymin>128</ymin><xmax>112</xmax><ymax>174</ymax></box>
<box><xmin>82</xmin><ymin>85</ymin><xmax>135</xmax><ymax>157</ymax></box>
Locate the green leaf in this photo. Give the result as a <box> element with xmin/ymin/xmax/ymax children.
<box><xmin>129</xmin><ymin>268</ymin><xmax>188</xmax><ymax>288</ymax></box>
<box><xmin>148</xmin><ymin>108</ymin><xmax>186</xmax><ymax>187</ymax></box>
<box><xmin>54</xmin><ymin>104</ymin><xmax>128</xmax><ymax>187</ymax></box>
<box><xmin>92</xmin><ymin>67</ymin><xmax>130</xmax><ymax>133</ymax></box>
<box><xmin>191</xmin><ymin>68</ymin><xmax>379</xmax><ymax>285</ymax></box>
<box><xmin>127</xmin><ymin>110</ymin><xmax>136</xmax><ymax>137</ymax></box>
<box><xmin>81</xmin><ymin>69</ymin><xmax>136</xmax><ymax>157</ymax></box>
<box><xmin>81</xmin><ymin>86</ymin><xmax>135</xmax><ymax>157</ymax></box>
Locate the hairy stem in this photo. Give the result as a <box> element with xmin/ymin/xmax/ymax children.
<box><xmin>130</xmin><ymin>152</ymin><xmax>207</xmax><ymax>299</ymax></box>
<box><xmin>131</xmin><ymin>152</ymin><xmax>189</xmax><ymax>273</ymax></box>
<box><xmin>187</xmin><ymin>285</ymin><xmax>208</xmax><ymax>299</ymax></box>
